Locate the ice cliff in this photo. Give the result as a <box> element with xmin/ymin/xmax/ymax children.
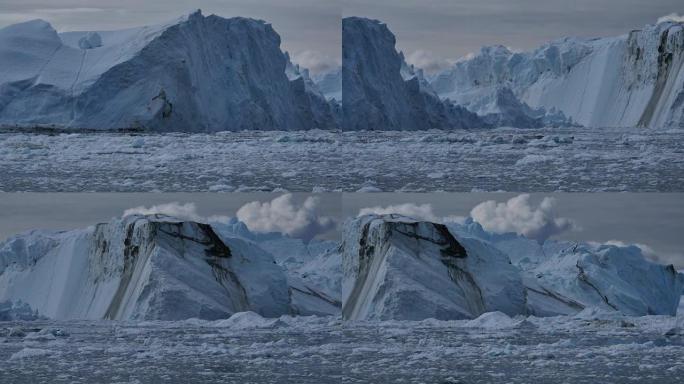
<box><xmin>341</xmin><ymin>215</ymin><xmax>526</xmax><ymax>320</ymax></box>
<box><xmin>0</xmin><ymin>215</ymin><xmax>293</xmax><ymax>320</ymax></box>
<box><xmin>430</xmin><ymin>20</ymin><xmax>684</xmax><ymax>128</ymax></box>
<box><xmin>213</xmin><ymin>218</ymin><xmax>342</xmax><ymax>316</ymax></box>
<box><xmin>0</xmin><ymin>10</ymin><xmax>337</xmax><ymax>131</ymax></box>
<box><xmin>341</xmin><ymin>215</ymin><xmax>684</xmax><ymax>320</ymax></box>
<box><xmin>342</xmin><ymin>17</ymin><xmax>487</xmax><ymax>130</ymax></box>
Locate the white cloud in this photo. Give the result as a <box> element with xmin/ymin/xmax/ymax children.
<box><xmin>404</xmin><ymin>49</ymin><xmax>456</xmax><ymax>74</ymax></box>
<box><xmin>122</xmin><ymin>195</ymin><xmax>335</xmax><ymax>241</ymax></box>
<box><xmin>123</xmin><ymin>202</ymin><xmax>204</xmax><ymax>221</ymax></box>
<box><xmin>122</xmin><ymin>202</ymin><xmax>229</xmax><ymax>223</ymax></box>
<box><xmin>290</xmin><ymin>50</ymin><xmax>340</xmax><ymax>75</ymax></box>
<box><xmin>603</xmin><ymin>240</ymin><xmax>684</xmax><ymax>268</ymax></box>
<box><xmin>236</xmin><ymin>194</ymin><xmax>336</xmax><ymax>242</ymax></box>
<box><xmin>657</xmin><ymin>13</ymin><xmax>684</xmax><ymax>24</ymax></box>
<box><xmin>470</xmin><ymin>194</ymin><xmax>576</xmax><ymax>243</ymax></box>
<box><xmin>358</xmin><ymin>203</ymin><xmax>465</xmax><ymax>224</ymax></box>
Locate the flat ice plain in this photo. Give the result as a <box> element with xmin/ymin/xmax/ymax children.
<box><xmin>2</xmin><ymin>127</ymin><xmax>682</xmax><ymax>192</ymax></box>
<box><xmin>2</xmin><ymin>312</ymin><xmax>684</xmax><ymax>383</ymax></box>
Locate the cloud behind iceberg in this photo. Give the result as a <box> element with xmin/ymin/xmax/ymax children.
<box><xmin>603</xmin><ymin>240</ymin><xmax>684</xmax><ymax>268</ymax></box>
<box><xmin>291</xmin><ymin>50</ymin><xmax>341</xmax><ymax>75</ymax></box>
<box><xmin>657</xmin><ymin>13</ymin><xmax>684</xmax><ymax>24</ymax></box>
<box><xmin>123</xmin><ymin>202</ymin><xmax>204</xmax><ymax>221</ymax></box>
<box><xmin>236</xmin><ymin>194</ymin><xmax>336</xmax><ymax>242</ymax></box>
<box><xmin>470</xmin><ymin>194</ymin><xmax>576</xmax><ymax>243</ymax></box>
<box><xmin>123</xmin><ymin>202</ymin><xmax>230</xmax><ymax>223</ymax></box>
<box><xmin>404</xmin><ymin>50</ymin><xmax>455</xmax><ymax>74</ymax></box>
<box><xmin>358</xmin><ymin>203</ymin><xmax>466</xmax><ymax>224</ymax></box>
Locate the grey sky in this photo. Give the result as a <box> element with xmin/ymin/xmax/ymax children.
<box><xmin>343</xmin><ymin>0</ymin><xmax>684</xmax><ymax>73</ymax></box>
<box><xmin>0</xmin><ymin>0</ymin><xmax>341</xmax><ymax>73</ymax></box>
<box><xmin>0</xmin><ymin>193</ymin><xmax>342</xmax><ymax>241</ymax></box>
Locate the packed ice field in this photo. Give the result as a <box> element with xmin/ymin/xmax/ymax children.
<box><xmin>1</xmin><ymin>126</ymin><xmax>683</xmax><ymax>192</ymax></box>
<box><xmin>1</xmin><ymin>310</ymin><xmax>684</xmax><ymax>383</ymax></box>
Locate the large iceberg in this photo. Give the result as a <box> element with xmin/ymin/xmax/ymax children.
<box><xmin>452</xmin><ymin>221</ymin><xmax>684</xmax><ymax>317</ymax></box>
<box><xmin>341</xmin><ymin>214</ymin><xmax>526</xmax><ymax>320</ymax></box>
<box><xmin>430</xmin><ymin>20</ymin><xmax>684</xmax><ymax>128</ymax></box>
<box><xmin>0</xmin><ymin>10</ymin><xmax>337</xmax><ymax>131</ymax></box>
<box><xmin>341</xmin><ymin>214</ymin><xmax>684</xmax><ymax>320</ymax></box>
<box><xmin>342</xmin><ymin>17</ymin><xmax>487</xmax><ymax>130</ymax></box>
<box><xmin>0</xmin><ymin>215</ymin><xmax>293</xmax><ymax>320</ymax></box>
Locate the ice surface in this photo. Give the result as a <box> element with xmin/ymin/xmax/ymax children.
<box><xmin>1</xmin><ymin>127</ymin><xmax>682</xmax><ymax>192</ymax></box>
<box><xmin>343</xmin><ymin>17</ymin><xmax>577</xmax><ymax>130</ymax></box>
<box><xmin>213</xmin><ymin>219</ymin><xmax>342</xmax><ymax>316</ymax></box>
<box><xmin>1</xmin><ymin>314</ymin><xmax>684</xmax><ymax>382</ymax></box>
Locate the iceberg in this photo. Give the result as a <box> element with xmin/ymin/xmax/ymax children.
<box><xmin>341</xmin><ymin>214</ymin><xmax>526</xmax><ymax>320</ymax></box>
<box><xmin>0</xmin><ymin>215</ymin><xmax>292</xmax><ymax>320</ymax></box>
<box><xmin>430</xmin><ymin>20</ymin><xmax>684</xmax><ymax>128</ymax></box>
<box><xmin>0</xmin><ymin>10</ymin><xmax>337</xmax><ymax>131</ymax></box>
<box><xmin>342</xmin><ymin>17</ymin><xmax>487</xmax><ymax>130</ymax></box>
<box><xmin>341</xmin><ymin>214</ymin><xmax>684</xmax><ymax>320</ymax></box>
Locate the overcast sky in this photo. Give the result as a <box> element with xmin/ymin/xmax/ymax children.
<box><xmin>343</xmin><ymin>0</ymin><xmax>684</xmax><ymax>73</ymax></box>
<box><xmin>0</xmin><ymin>0</ymin><xmax>341</xmax><ymax>73</ymax></box>
<box><xmin>0</xmin><ymin>193</ymin><xmax>342</xmax><ymax>241</ymax></box>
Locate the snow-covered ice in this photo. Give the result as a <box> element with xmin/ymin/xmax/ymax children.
<box><xmin>1</xmin><ymin>313</ymin><xmax>684</xmax><ymax>382</ymax></box>
<box><xmin>1</xmin><ymin>127</ymin><xmax>682</xmax><ymax>192</ymax></box>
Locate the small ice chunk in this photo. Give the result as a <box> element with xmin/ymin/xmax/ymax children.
<box><xmin>466</xmin><ymin>311</ymin><xmax>518</xmax><ymax>329</ymax></box>
<box><xmin>78</xmin><ymin>32</ymin><xmax>102</xmax><ymax>49</ymax></box>
<box><xmin>10</xmin><ymin>348</ymin><xmax>54</xmax><ymax>360</ymax></box>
